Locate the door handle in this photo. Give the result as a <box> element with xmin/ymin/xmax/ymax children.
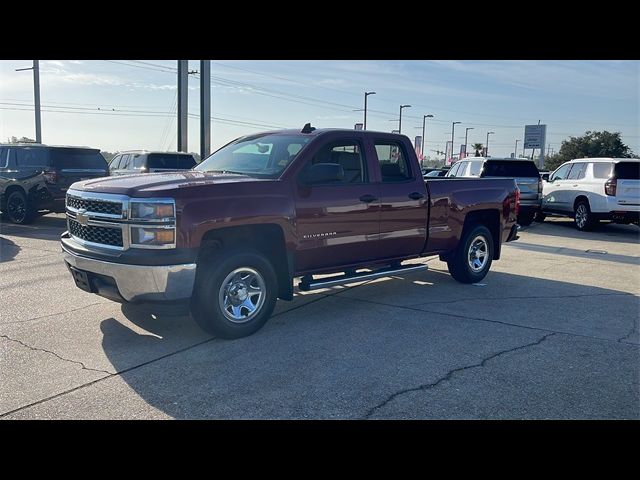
<box><xmin>572</xmin><ymin>184</ymin><xmax>578</xmax><ymax>187</ymax></box>
<box><xmin>359</xmin><ymin>194</ymin><xmax>377</xmax><ymax>203</ymax></box>
<box><xmin>408</xmin><ymin>191</ymin><xmax>425</xmax><ymax>200</ymax></box>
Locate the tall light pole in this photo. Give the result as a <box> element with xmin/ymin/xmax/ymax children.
<box><xmin>399</xmin><ymin>104</ymin><xmax>411</xmax><ymax>134</ymax></box>
<box><xmin>486</xmin><ymin>131</ymin><xmax>495</xmax><ymax>157</ymax></box>
<box><xmin>464</xmin><ymin>127</ymin><xmax>474</xmax><ymax>158</ymax></box>
<box><xmin>451</xmin><ymin>121</ymin><xmax>461</xmax><ymax>162</ymax></box>
<box><xmin>364</xmin><ymin>91</ymin><xmax>376</xmax><ymax>130</ymax></box>
<box><xmin>514</xmin><ymin>139</ymin><xmax>519</xmax><ymax>158</ymax></box>
<box><xmin>15</xmin><ymin>60</ymin><xmax>42</xmax><ymax>143</ymax></box>
<box><xmin>421</xmin><ymin>114</ymin><xmax>434</xmax><ymax>161</ymax></box>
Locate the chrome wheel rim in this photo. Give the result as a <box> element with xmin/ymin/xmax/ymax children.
<box><xmin>218</xmin><ymin>267</ymin><xmax>266</xmax><ymax>323</ymax></box>
<box><xmin>7</xmin><ymin>195</ymin><xmax>26</xmax><ymax>223</ymax></box>
<box><xmin>576</xmin><ymin>204</ymin><xmax>588</xmax><ymax>228</ymax></box>
<box><xmin>468</xmin><ymin>235</ymin><xmax>489</xmax><ymax>273</ymax></box>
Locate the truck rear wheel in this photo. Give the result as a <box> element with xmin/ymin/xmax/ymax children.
<box><xmin>447</xmin><ymin>224</ymin><xmax>493</xmax><ymax>284</ymax></box>
<box><xmin>190</xmin><ymin>248</ymin><xmax>278</xmax><ymax>339</ymax></box>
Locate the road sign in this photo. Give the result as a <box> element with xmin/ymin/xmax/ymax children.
<box><xmin>524</xmin><ymin>124</ymin><xmax>546</xmax><ymax>149</ymax></box>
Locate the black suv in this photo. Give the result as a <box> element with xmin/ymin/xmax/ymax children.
<box><xmin>108</xmin><ymin>150</ymin><xmax>196</xmax><ymax>176</ymax></box>
<box><xmin>0</xmin><ymin>144</ymin><xmax>108</xmax><ymax>224</ymax></box>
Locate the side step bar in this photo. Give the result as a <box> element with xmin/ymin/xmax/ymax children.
<box><xmin>298</xmin><ymin>263</ymin><xmax>428</xmax><ymax>292</ymax></box>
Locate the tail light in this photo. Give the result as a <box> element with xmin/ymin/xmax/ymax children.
<box><xmin>605</xmin><ymin>178</ymin><xmax>617</xmax><ymax>196</ymax></box>
<box><xmin>43</xmin><ymin>170</ymin><xmax>58</xmax><ymax>184</ymax></box>
<box><xmin>515</xmin><ymin>187</ymin><xmax>521</xmax><ymax>216</ymax></box>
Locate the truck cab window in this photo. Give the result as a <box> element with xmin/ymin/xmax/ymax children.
<box><xmin>375</xmin><ymin>141</ymin><xmax>412</xmax><ymax>182</ymax></box>
<box><xmin>309</xmin><ymin>141</ymin><xmax>366</xmax><ymax>184</ymax></box>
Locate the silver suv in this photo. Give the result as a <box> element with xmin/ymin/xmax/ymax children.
<box><xmin>446</xmin><ymin>157</ymin><xmax>542</xmax><ymax>225</ymax></box>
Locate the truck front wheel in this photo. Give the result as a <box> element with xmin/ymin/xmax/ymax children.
<box><xmin>447</xmin><ymin>224</ymin><xmax>493</xmax><ymax>284</ymax></box>
<box><xmin>191</xmin><ymin>249</ymin><xmax>278</xmax><ymax>339</ymax></box>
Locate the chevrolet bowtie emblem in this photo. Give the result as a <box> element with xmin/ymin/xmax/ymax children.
<box><xmin>76</xmin><ymin>209</ymin><xmax>89</xmax><ymax>226</ymax></box>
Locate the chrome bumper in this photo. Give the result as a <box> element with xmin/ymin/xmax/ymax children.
<box><xmin>62</xmin><ymin>245</ymin><xmax>196</xmax><ymax>303</ymax></box>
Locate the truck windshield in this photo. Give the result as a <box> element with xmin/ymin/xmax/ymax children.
<box><xmin>195</xmin><ymin>134</ymin><xmax>311</xmax><ymax>178</ymax></box>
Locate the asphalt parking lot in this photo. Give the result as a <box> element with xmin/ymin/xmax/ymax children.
<box><xmin>1</xmin><ymin>213</ymin><xmax>638</xmax><ymax>419</ymax></box>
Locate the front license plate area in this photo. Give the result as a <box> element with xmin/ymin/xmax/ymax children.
<box><xmin>68</xmin><ymin>264</ymin><xmax>93</xmax><ymax>293</ymax></box>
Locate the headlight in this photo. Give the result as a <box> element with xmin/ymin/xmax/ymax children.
<box><xmin>130</xmin><ymin>200</ymin><xmax>175</xmax><ymax>220</ymax></box>
<box><xmin>130</xmin><ymin>226</ymin><xmax>175</xmax><ymax>248</ymax></box>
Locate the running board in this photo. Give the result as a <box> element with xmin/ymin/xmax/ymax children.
<box><xmin>298</xmin><ymin>263</ymin><xmax>428</xmax><ymax>292</ymax></box>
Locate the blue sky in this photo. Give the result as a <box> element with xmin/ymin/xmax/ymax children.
<box><xmin>1</xmin><ymin>60</ymin><xmax>638</xmax><ymax>158</ymax></box>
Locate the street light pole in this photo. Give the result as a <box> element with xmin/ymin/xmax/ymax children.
<box><xmin>399</xmin><ymin>104</ymin><xmax>411</xmax><ymax>134</ymax></box>
<box><xmin>15</xmin><ymin>60</ymin><xmax>42</xmax><ymax>143</ymax></box>
<box><xmin>486</xmin><ymin>131</ymin><xmax>495</xmax><ymax>156</ymax></box>
<box><xmin>514</xmin><ymin>139</ymin><xmax>519</xmax><ymax>158</ymax></box>
<box><xmin>421</xmin><ymin>114</ymin><xmax>434</xmax><ymax>161</ymax></box>
<box><xmin>364</xmin><ymin>92</ymin><xmax>376</xmax><ymax>130</ymax></box>
<box><xmin>451</xmin><ymin>121</ymin><xmax>461</xmax><ymax>162</ymax></box>
<box><xmin>464</xmin><ymin>127</ymin><xmax>474</xmax><ymax>158</ymax></box>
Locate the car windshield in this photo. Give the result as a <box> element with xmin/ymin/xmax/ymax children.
<box><xmin>195</xmin><ymin>134</ymin><xmax>311</xmax><ymax>178</ymax></box>
<box><xmin>482</xmin><ymin>160</ymin><xmax>539</xmax><ymax>177</ymax></box>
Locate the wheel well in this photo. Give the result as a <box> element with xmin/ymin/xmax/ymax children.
<box><xmin>198</xmin><ymin>224</ymin><xmax>292</xmax><ymax>301</ymax></box>
<box><xmin>1</xmin><ymin>185</ymin><xmax>27</xmax><ymax>209</ymax></box>
<box><xmin>573</xmin><ymin>195</ymin><xmax>589</xmax><ymax>211</ymax></box>
<box><xmin>463</xmin><ymin>209</ymin><xmax>501</xmax><ymax>260</ymax></box>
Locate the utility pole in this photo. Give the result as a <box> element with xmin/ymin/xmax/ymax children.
<box><xmin>200</xmin><ymin>60</ymin><xmax>211</xmax><ymax>161</ymax></box>
<box><xmin>486</xmin><ymin>131</ymin><xmax>495</xmax><ymax>156</ymax></box>
<box><xmin>451</xmin><ymin>121</ymin><xmax>461</xmax><ymax>162</ymax></box>
<box><xmin>15</xmin><ymin>60</ymin><xmax>42</xmax><ymax>143</ymax></box>
<box><xmin>177</xmin><ymin>60</ymin><xmax>189</xmax><ymax>152</ymax></box>
<box><xmin>514</xmin><ymin>139</ymin><xmax>519</xmax><ymax>158</ymax></box>
<box><xmin>464</xmin><ymin>127</ymin><xmax>474</xmax><ymax>158</ymax></box>
<box><xmin>421</xmin><ymin>114</ymin><xmax>434</xmax><ymax>162</ymax></box>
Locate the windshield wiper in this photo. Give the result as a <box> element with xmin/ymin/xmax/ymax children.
<box><xmin>207</xmin><ymin>169</ymin><xmax>248</xmax><ymax>175</ymax></box>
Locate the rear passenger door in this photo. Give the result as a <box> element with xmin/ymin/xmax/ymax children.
<box><xmin>374</xmin><ymin>138</ymin><xmax>429</xmax><ymax>258</ymax></box>
<box><xmin>543</xmin><ymin>163</ymin><xmax>572</xmax><ymax>212</ymax></box>
<box><xmin>293</xmin><ymin>136</ymin><xmax>381</xmax><ymax>272</ymax></box>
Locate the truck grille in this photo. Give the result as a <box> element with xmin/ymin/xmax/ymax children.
<box><xmin>68</xmin><ymin>218</ymin><xmax>123</xmax><ymax>247</ymax></box>
<box><xmin>66</xmin><ymin>195</ymin><xmax>122</xmax><ymax>216</ymax></box>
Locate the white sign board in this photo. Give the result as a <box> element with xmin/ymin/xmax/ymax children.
<box><xmin>524</xmin><ymin>124</ymin><xmax>546</xmax><ymax>149</ymax></box>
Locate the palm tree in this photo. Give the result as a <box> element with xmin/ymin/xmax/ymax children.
<box><xmin>472</xmin><ymin>143</ymin><xmax>484</xmax><ymax>156</ymax></box>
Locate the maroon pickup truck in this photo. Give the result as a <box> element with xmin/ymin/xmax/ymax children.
<box><xmin>61</xmin><ymin>126</ymin><xmax>520</xmax><ymax>338</ymax></box>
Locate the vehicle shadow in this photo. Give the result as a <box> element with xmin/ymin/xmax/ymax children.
<box><xmin>98</xmin><ymin>270</ymin><xmax>639</xmax><ymax>419</ymax></box>
<box><xmin>0</xmin><ymin>236</ymin><xmax>20</xmax><ymax>262</ymax></box>
<box><xmin>0</xmin><ymin>214</ymin><xmax>67</xmax><ymax>241</ymax></box>
<box><xmin>532</xmin><ymin>217</ymin><xmax>640</xmax><ymax>245</ymax></box>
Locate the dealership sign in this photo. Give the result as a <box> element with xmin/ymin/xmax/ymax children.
<box><xmin>524</xmin><ymin>124</ymin><xmax>546</xmax><ymax>149</ymax></box>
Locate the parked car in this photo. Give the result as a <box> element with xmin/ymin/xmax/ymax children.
<box><xmin>539</xmin><ymin>171</ymin><xmax>551</xmax><ymax>182</ymax></box>
<box><xmin>424</xmin><ymin>169</ymin><xmax>448</xmax><ymax>177</ymax></box>
<box><xmin>445</xmin><ymin>157</ymin><xmax>542</xmax><ymax>225</ymax></box>
<box><xmin>61</xmin><ymin>126</ymin><xmax>519</xmax><ymax>339</ymax></box>
<box><xmin>0</xmin><ymin>143</ymin><xmax>108</xmax><ymax>224</ymax></box>
<box><xmin>108</xmin><ymin>150</ymin><xmax>197</xmax><ymax>176</ymax></box>
<box><xmin>541</xmin><ymin>158</ymin><xmax>640</xmax><ymax>230</ymax></box>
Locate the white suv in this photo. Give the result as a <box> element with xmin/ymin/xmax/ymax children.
<box><xmin>542</xmin><ymin>158</ymin><xmax>640</xmax><ymax>230</ymax></box>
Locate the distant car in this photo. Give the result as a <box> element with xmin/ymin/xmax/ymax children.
<box><xmin>424</xmin><ymin>169</ymin><xmax>448</xmax><ymax>177</ymax></box>
<box><xmin>108</xmin><ymin>150</ymin><xmax>197</xmax><ymax>176</ymax></box>
<box><xmin>0</xmin><ymin>143</ymin><xmax>108</xmax><ymax>224</ymax></box>
<box><xmin>445</xmin><ymin>157</ymin><xmax>542</xmax><ymax>226</ymax></box>
<box><xmin>539</xmin><ymin>171</ymin><xmax>551</xmax><ymax>181</ymax></box>
<box><xmin>542</xmin><ymin>158</ymin><xmax>640</xmax><ymax>230</ymax></box>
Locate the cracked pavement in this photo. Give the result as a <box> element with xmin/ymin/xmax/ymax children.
<box><xmin>1</xmin><ymin>214</ymin><xmax>638</xmax><ymax>419</ymax></box>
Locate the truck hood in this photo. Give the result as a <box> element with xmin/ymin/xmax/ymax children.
<box><xmin>69</xmin><ymin>171</ymin><xmax>269</xmax><ymax>197</ymax></box>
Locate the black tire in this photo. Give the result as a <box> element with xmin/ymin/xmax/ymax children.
<box><xmin>534</xmin><ymin>211</ymin><xmax>546</xmax><ymax>223</ymax></box>
<box><xmin>517</xmin><ymin>211</ymin><xmax>535</xmax><ymax>226</ymax></box>
<box><xmin>5</xmin><ymin>190</ymin><xmax>34</xmax><ymax>224</ymax></box>
<box><xmin>447</xmin><ymin>224</ymin><xmax>493</xmax><ymax>284</ymax></box>
<box><xmin>574</xmin><ymin>200</ymin><xmax>597</xmax><ymax>231</ymax></box>
<box><xmin>190</xmin><ymin>248</ymin><xmax>278</xmax><ymax>339</ymax></box>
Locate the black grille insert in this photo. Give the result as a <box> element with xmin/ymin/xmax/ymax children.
<box><xmin>68</xmin><ymin>219</ymin><xmax>123</xmax><ymax>247</ymax></box>
<box><xmin>66</xmin><ymin>195</ymin><xmax>122</xmax><ymax>216</ymax></box>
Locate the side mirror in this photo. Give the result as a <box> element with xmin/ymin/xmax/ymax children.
<box><xmin>304</xmin><ymin>163</ymin><xmax>344</xmax><ymax>184</ymax></box>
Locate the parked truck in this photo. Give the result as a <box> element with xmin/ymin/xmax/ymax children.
<box><xmin>61</xmin><ymin>126</ymin><xmax>520</xmax><ymax>338</ymax></box>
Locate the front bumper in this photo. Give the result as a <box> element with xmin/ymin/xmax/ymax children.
<box><xmin>62</xmin><ymin>238</ymin><xmax>196</xmax><ymax>303</ymax></box>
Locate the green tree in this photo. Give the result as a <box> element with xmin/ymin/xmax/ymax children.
<box><xmin>471</xmin><ymin>143</ymin><xmax>484</xmax><ymax>156</ymax></box>
<box><xmin>546</xmin><ymin>130</ymin><xmax>635</xmax><ymax>171</ymax></box>
<box><xmin>7</xmin><ymin>136</ymin><xmax>36</xmax><ymax>143</ymax></box>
